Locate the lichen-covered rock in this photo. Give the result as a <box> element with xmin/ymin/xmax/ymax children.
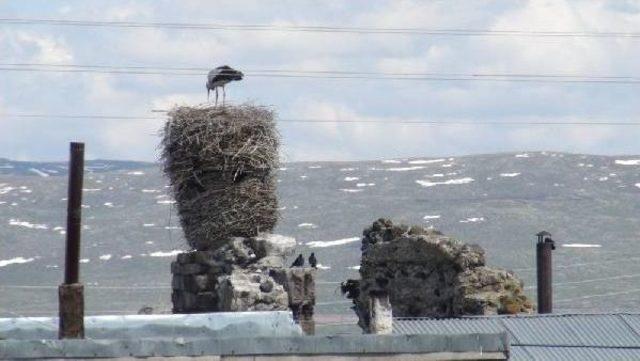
<box><xmin>345</xmin><ymin>219</ymin><xmax>533</xmax><ymax>329</ymax></box>
<box><xmin>171</xmin><ymin>233</ymin><xmax>294</xmax><ymax>313</ymax></box>
<box><xmin>217</xmin><ymin>270</ymin><xmax>288</xmax><ymax>311</ymax></box>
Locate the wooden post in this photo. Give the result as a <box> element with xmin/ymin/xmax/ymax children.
<box><xmin>59</xmin><ymin>142</ymin><xmax>85</xmax><ymax>339</ymax></box>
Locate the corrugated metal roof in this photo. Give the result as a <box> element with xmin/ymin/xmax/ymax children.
<box><xmin>394</xmin><ymin>314</ymin><xmax>640</xmax><ymax>361</ymax></box>
<box><xmin>619</xmin><ymin>314</ymin><xmax>640</xmax><ymax>336</ymax></box>
<box><xmin>514</xmin><ymin>346</ymin><xmax>640</xmax><ymax>361</ymax></box>
<box><xmin>501</xmin><ymin>314</ymin><xmax>640</xmax><ymax>347</ymax></box>
<box><xmin>392</xmin><ymin>317</ymin><xmax>503</xmax><ymax>335</ymax></box>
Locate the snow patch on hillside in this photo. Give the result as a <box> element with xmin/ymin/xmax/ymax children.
<box><xmin>0</xmin><ymin>257</ymin><xmax>34</xmax><ymax>267</ymax></box>
<box><xmin>416</xmin><ymin>177</ymin><xmax>474</xmax><ymax>187</ymax></box>
<box><xmin>29</xmin><ymin>168</ymin><xmax>49</xmax><ymax>177</ymax></box>
<box><xmin>385</xmin><ymin>166</ymin><xmax>425</xmax><ymax>172</ymax></box>
<box><xmin>307</xmin><ymin>237</ymin><xmax>360</xmax><ymax>248</ymax></box>
<box><xmin>149</xmin><ymin>250</ymin><xmax>183</xmax><ymax>257</ymax></box>
<box><xmin>500</xmin><ymin>173</ymin><xmax>521</xmax><ymax>177</ymax></box>
<box><xmin>9</xmin><ymin>219</ymin><xmax>48</xmax><ymax>230</ymax></box>
<box><xmin>408</xmin><ymin>159</ymin><xmax>445</xmax><ymax>165</ymax></box>
<box><xmin>356</xmin><ymin>183</ymin><xmax>375</xmax><ymax>187</ymax></box>
<box><xmin>562</xmin><ymin>243</ymin><xmax>602</xmax><ymax>248</ymax></box>
<box><xmin>615</xmin><ymin>160</ymin><xmax>640</xmax><ymax>166</ymax></box>
<box><xmin>298</xmin><ymin>223</ymin><xmax>318</xmax><ymax>229</ymax></box>
<box><xmin>460</xmin><ymin>217</ymin><xmax>485</xmax><ymax>223</ymax></box>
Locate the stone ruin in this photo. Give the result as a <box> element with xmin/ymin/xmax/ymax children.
<box><xmin>343</xmin><ymin>219</ymin><xmax>533</xmax><ymax>331</ymax></box>
<box><xmin>171</xmin><ymin>235</ymin><xmax>292</xmax><ymax>313</ymax></box>
<box><xmin>171</xmin><ymin>233</ymin><xmax>317</xmax><ymax>333</ymax></box>
<box><xmin>163</xmin><ymin>105</ymin><xmax>316</xmax><ymax>333</ymax></box>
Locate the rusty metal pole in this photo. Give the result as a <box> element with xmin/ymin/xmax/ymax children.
<box><xmin>59</xmin><ymin>142</ymin><xmax>85</xmax><ymax>339</ymax></box>
<box><xmin>536</xmin><ymin>231</ymin><xmax>555</xmax><ymax>314</ymax></box>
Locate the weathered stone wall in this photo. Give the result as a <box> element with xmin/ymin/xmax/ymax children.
<box><xmin>345</xmin><ymin>219</ymin><xmax>533</xmax><ymax>330</ymax></box>
<box><xmin>172</xmin><ymin>235</ymin><xmax>317</xmax><ymax>333</ymax></box>
<box><xmin>272</xmin><ymin>268</ymin><xmax>316</xmax><ymax>335</ymax></box>
<box><xmin>172</xmin><ymin>235</ymin><xmax>292</xmax><ymax>313</ymax></box>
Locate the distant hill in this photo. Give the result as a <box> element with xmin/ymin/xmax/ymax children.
<box><xmin>1</xmin><ymin>151</ymin><xmax>640</xmax><ymax>321</ymax></box>
<box><xmin>0</xmin><ymin>159</ymin><xmax>155</xmax><ymax>177</ymax></box>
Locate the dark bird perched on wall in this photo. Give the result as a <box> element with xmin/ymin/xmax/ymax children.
<box><xmin>308</xmin><ymin>253</ymin><xmax>317</xmax><ymax>268</ymax></box>
<box><xmin>206</xmin><ymin>65</ymin><xmax>243</xmax><ymax>106</ymax></box>
<box><xmin>290</xmin><ymin>254</ymin><xmax>304</xmax><ymax>268</ymax></box>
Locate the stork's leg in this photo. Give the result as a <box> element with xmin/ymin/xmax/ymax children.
<box><xmin>215</xmin><ymin>88</ymin><xmax>219</xmax><ymax>106</ymax></box>
<box><xmin>222</xmin><ymin>86</ymin><xmax>226</xmax><ymax>105</ymax></box>
<box><xmin>207</xmin><ymin>88</ymin><xmax>210</xmax><ymax>101</ymax></box>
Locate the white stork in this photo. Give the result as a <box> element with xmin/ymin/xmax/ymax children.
<box><xmin>206</xmin><ymin>65</ymin><xmax>243</xmax><ymax>106</ymax></box>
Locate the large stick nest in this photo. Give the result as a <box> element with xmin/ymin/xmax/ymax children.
<box><xmin>161</xmin><ymin>104</ymin><xmax>280</xmax><ymax>251</ymax></box>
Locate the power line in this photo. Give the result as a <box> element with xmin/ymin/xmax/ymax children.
<box><xmin>3</xmin><ymin>113</ymin><xmax>158</xmax><ymax>120</ymax></box>
<box><xmin>1</xmin><ymin>18</ymin><xmax>639</xmax><ymax>39</ymax></box>
<box><xmin>2</xmin><ymin>65</ymin><xmax>639</xmax><ymax>84</ymax></box>
<box><xmin>3</xmin><ymin>113</ymin><xmax>640</xmax><ymax>126</ymax></box>
<box><xmin>556</xmin><ymin>287</ymin><xmax>640</xmax><ymax>303</ymax></box>
<box><xmin>524</xmin><ymin>272</ymin><xmax>640</xmax><ymax>290</ymax></box>
<box><xmin>3</xmin><ymin>63</ymin><xmax>637</xmax><ymax>81</ymax></box>
<box><xmin>512</xmin><ymin>255</ymin><xmax>640</xmax><ymax>272</ymax></box>
<box><xmin>0</xmin><ymin>284</ymin><xmax>169</xmax><ymax>289</ymax></box>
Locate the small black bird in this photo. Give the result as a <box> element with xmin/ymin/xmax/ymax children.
<box><xmin>308</xmin><ymin>253</ymin><xmax>317</xmax><ymax>268</ymax></box>
<box><xmin>290</xmin><ymin>254</ymin><xmax>304</xmax><ymax>268</ymax></box>
<box><xmin>206</xmin><ymin>65</ymin><xmax>243</xmax><ymax>105</ymax></box>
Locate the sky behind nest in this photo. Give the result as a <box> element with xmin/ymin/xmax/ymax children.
<box><xmin>0</xmin><ymin>0</ymin><xmax>639</xmax><ymax>161</ymax></box>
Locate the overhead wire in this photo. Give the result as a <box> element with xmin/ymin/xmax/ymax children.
<box><xmin>3</xmin><ymin>113</ymin><xmax>640</xmax><ymax>126</ymax></box>
<box><xmin>1</xmin><ymin>64</ymin><xmax>639</xmax><ymax>84</ymax></box>
<box><xmin>2</xmin><ymin>62</ymin><xmax>637</xmax><ymax>81</ymax></box>
<box><xmin>1</xmin><ymin>18</ymin><xmax>640</xmax><ymax>39</ymax></box>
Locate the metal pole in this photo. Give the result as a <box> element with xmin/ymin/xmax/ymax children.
<box><xmin>536</xmin><ymin>231</ymin><xmax>555</xmax><ymax>314</ymax></box>
<box><xmin>59</xmin><ymin>142</ymin><xmax>85</xmax><ymax>339</ymax></box>
<box><xmin>64</xmin><ymin>142</ymin><xmax>84</xmax><ymax>284</ymax></box>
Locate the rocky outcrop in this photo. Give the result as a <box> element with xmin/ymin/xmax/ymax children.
<box><xmin>345</xmin><ymin>219</ymin><xmax>532</xmax><ymax>329</ymax></box>
<box><xmin>171</xmin><ymin>234</ymin><xmax>294</xmax><ymax>313</ymax></box>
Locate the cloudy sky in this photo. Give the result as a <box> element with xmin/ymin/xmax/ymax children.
<box><xmin>0</xmin><ymin>0</ymin><xmax>639</xmax><ymax>162</ymax></box>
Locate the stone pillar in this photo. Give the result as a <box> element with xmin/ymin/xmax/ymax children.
<box><xmin>368</xmin><ymin>291</ymin><xmax>392</xmax><ymax>334</ymax></box>
<box><xmin>278</xmin><ymin>268</ymin><xmax>316</xmax><ymax>335</ymax></box>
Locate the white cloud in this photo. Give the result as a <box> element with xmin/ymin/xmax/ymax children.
<box><xmin>13</xmin><ymin>31</ymin><xmax>73</xmax><ymax>63</ymax></box>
